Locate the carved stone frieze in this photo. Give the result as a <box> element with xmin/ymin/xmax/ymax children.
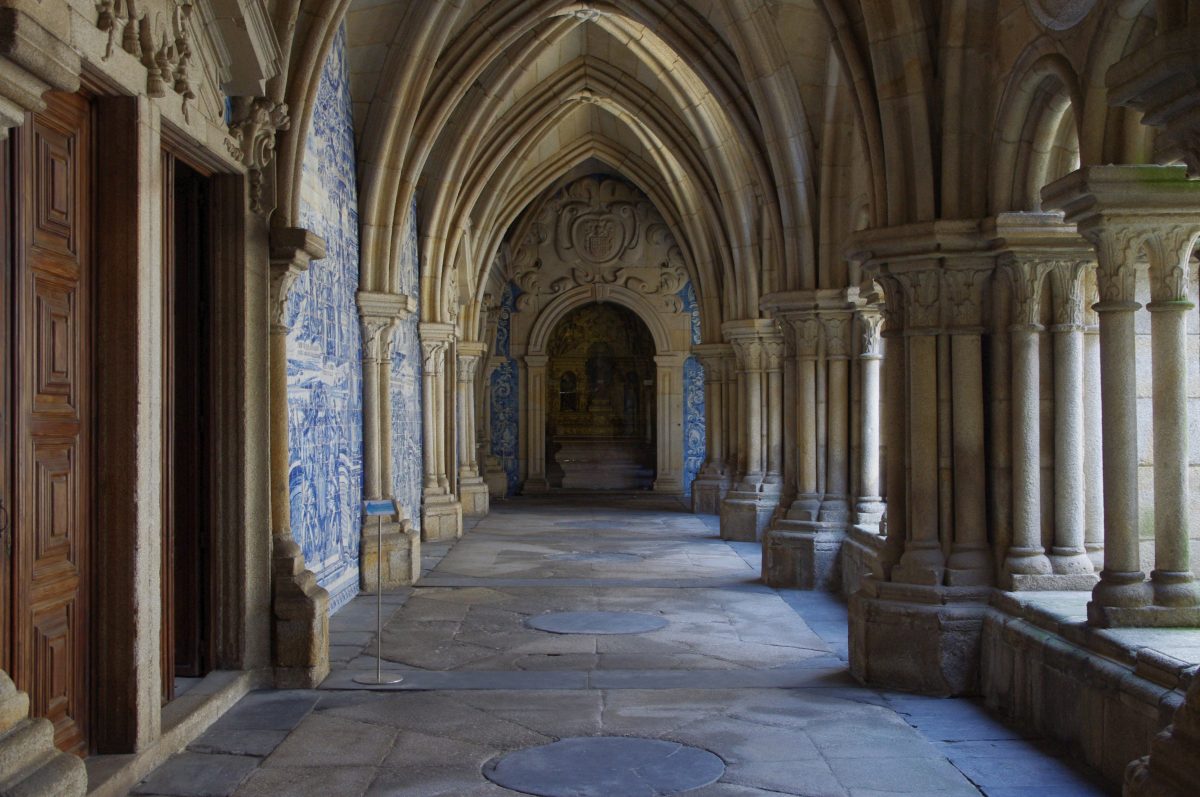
<box><xmin>97</xmin><ymin>0</ymin><xmax>199</xmax><ymax>113</ymax></box>
<box><xmin>227</xmin><ymin>96</ymin><xmax>290</xmax><ymax>215</ymax></box>
<box><xmin>510</xmin><ymin>177</ymin><xmax>689</xmax><ymax>313</ymax></box>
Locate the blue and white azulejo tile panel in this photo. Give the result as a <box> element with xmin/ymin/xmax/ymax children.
<box><xmin>391</xmin><ymin>199</ymin><xmax>423</xmax><ymax>529</ymax></box>
<box><xmin>491</xmin><ymin>282</ymin><xmax>521</xmax><ymax>495</ymax></box>
<box><xmin>289</xmin><ymin>24</ymin><xmax>362</xmax><ymax>613</ymax></box>
<box><xmin>678</xmin><ymin>282</ymin><xmax>706</xmax><ymax>495</ymax></box>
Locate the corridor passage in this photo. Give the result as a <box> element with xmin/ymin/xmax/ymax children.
<box><xmin>132</xmin><ymin>497</ymin><xmax>1106</xmax><ymax>796</ymax></box>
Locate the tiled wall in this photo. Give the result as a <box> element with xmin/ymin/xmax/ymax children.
<box><xmin>289</xmin><ymin>25</ymin><xmax>363</xmax><ymax>613</ymax></box>
<box><xmin>679</xmin><ymin>282</ymin><xmax>705</xmax><ymax>495</ymax></box>
<box><xmin>391</xmin><ymin>200</ymin><xmax>424</xmax><ymax>529</ymax></box>
<box><xmin>491</xmin><ymin>282</ymin><xmax>521</xmax><ymax>495</ymax></box>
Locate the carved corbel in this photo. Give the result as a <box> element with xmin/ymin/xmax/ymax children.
<box><xmin>269</xmin><ymin>228</ymin><xmax>327</xmax><ymax>333</ymax></box>
<box><xmin>0</xmin><ymin>9</ymin><xmax>82</xmax><ymax>138</ymax></box>
<box><xmin>228</xmin><ymin>96</ymin><xmax>291</xmax><ymax>215</ymax></box>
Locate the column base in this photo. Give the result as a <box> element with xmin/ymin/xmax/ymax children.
<box><xmin>1088</xmin><ymin>602</ymin><xmax>1200</xmax><ymax>628</ymax></box>
<box><xmin>652</xmin><ymin>476</ymin><xmax>684</xmax><ymax>494</ymax></box>
<box><xmin>945</xmin><ymin>547</ymin><xmax>995</xmax><ymax>588</ymax></box>
<box><xmin>784</xmin><ymin>495</ymin><xmax>822</xmax><ymax>523</ymax></box>
<box><xmin>460</xmin><ymin>480</ymin><xmax>491</xmax><ymax>518</ymax></box>
<box><xmin>0</xmin><ymin>671</ymin><xmax>86</xmax><ymax>796</ymax></box>
<box><xmin>762</xmin><ymin>519</ymin><xmax>846</xmax><ymax>591</ymax></box>
<box><xmin>1007</xmin><ymin>572</ymin><xmax>1099</xmax><ymax>591</ymax></box>
<box><xmin>849</xmin><ymin>579</ymin><xmax>990</xmax><ymax>696</ymax></box>
<box><xmin>523</xmin><ymin>477</ymin><xmax>551</xmax><ymax>494</ymax></box>
<box><xmin>891</xmin><ymin>543</ymin><xmax>946</xmax><ymax>587</ymax></box>
<box><xmin>271</xmin><ymin>537</ymin><xmax>331</xmax><ymax>689</ymax></box>
<box><xmin>360</xmin><ymin>521</ymin><xmax>420</xmax><ymax>589</ymax></box>
<box><xmin>421</xmin><ymin>494</ymin><xmax>463</xmax><ymax>541</ymax></box>
<box><xmin>719</xmin><ymin>488</ymin><xmax>781</xmax><ymax>541</ymax></box>
<box><xmin>854</xmin><ymin>498</ymin><xmax>885</xmax><ymax>527</ymax></box>
<box><xmin>483</xmin><ymin>456</ymin><xmax>509</xmax><ymax>498</ymax></box>
<box><xmin>691</xmin><ymin>475</ymin><xmax>729</xmax><ymax>515</ymax></box>
<box><xmin>817</xmin><ymin>497</ymin><xmax>850</xmax><ymax>524</ymax></box>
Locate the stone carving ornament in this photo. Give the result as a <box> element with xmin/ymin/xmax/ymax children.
<box><xmin>511</xmin><ymin>177</ymin><xmax>689</xmax><ymax>312</ymax></box>
<box><xmin>1023</xmin><ymin>0</ymin><xmax>1096</xmax><ymax>31</ymax></box>
<box><xmin>227</xmin><ymin>96</ymin><xmax>291</xmax><ymax>215</ymax></box>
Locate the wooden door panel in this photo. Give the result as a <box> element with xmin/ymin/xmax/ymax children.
<box><xmin>11</xmin><ymin>91</ymin><xmax>91</xmax><ymax>755</ymax></box>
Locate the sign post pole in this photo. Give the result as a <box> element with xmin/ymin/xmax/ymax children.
<box><xmin>354</xmin><ymin>500</ymin><xmax>404</xmax><ymax>686</ymax></box>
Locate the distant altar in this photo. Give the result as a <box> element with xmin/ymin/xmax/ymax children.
<box><xmin>552</xmin><ymin>436</ymin><xmax>654</xmax><ymax>490</ymax></box>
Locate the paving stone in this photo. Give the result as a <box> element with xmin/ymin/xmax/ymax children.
<box><xmin>188</xmin><ymin>729</ymin><xmax>289</xmax><ymax>757</ymax></box>
<box><xmin>483</xmin><ymin>736</ymin><xmax>726</xmax><ymax>797</ymax></box>
<box><xmin>263</xmin><ymin>713</ymin><xmax>397</xmax><ymax>768</ymax></box>
<box><xmin>131</xmin><ymin>753</ymin><xmax>261</xmax><ymax>796</ymax></box>
<box><xmin>233</xmin><ymin>765</ymin><xmax>376</xmax><ymax>797</ymax></box>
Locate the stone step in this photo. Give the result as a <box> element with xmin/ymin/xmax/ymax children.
<box><xmin>0</xmin><ymin>743</ymin><xmax>86</xmax><ymax>797</ymax></box>
<box><xmin>0</xmin><ymin>677</ymin><xmax>30</xmax><ymax>737</ymax></box>
<box><xmin>0</xmin><ymin>718</ymin><xmax>56</xmax><ymax>788</ymax></box>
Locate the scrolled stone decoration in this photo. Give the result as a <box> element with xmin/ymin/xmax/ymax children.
<box><xmin>227</xmin><ymin>96</ymin><xmax>291</xmax><ymax>215</ymax></box>
<box><xmin>421</xmin><ymin>340</ymin><xmax>448</xmax><ymax>377</ymax></box>
<box><xmin>1146</xmin><ymin>225</ymin><xmax>1199</xmax><ymax>303</ymax></box>
<box><xmin>359</xmin><ymin>316</ymin><xmax>393</xmax><ymax>363</ymax></box>
<box><xmin>457</xmin><ymin>350</ymin><xmax>481</xmax><ymax>383</ymax></box>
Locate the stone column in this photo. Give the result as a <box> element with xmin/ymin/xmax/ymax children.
<box><xmin>878</xmin><ymin>280</ymin><xmax>907</xmax><ymax>570</ymax></box>
<box><xmin>456</xmin><ymin>342</ymin><xmax>490</xmax><ymax>517</ymax></box>
<box><xmin>1043</xmin><ymin>165</ymin><xmax>1200</xmax><ymax>626</ymax></box>
<box><xmin>691</xmin><ymin>344</ymin><xmax>731</xmax><ymax>513</ymax></box>
<box><xmin>723</xmin><ymin>350</ymin><xmax>741</xmax><ymax>487</ymax></box>
<box><xmin>268</xmin><ymin>228</ymin><xmax>330</xmax><ymax>688</ymax></box>
<box><xmin>653</xmin><ymin>353</ymin><xmax>686</xmax><ymax>493</ymax></box>
<box><xmin>764</xmin><ymin>338</ymin><xmax>785</xmax><ymax>488</ymax></box>
<box><xmin>719</xmin><ymin>320</ymin><xmax>784</xmax><ymax>541</ymax></box>
<box><xmin>943</xmin><ymin>267</ymin><xmax>993</xmax><ymax>587</ymax></box>
<box><xmin>820</xmin><ymin>313</ymin><xmax>851</xmax><ymax>522</ymax></box>
<box><xmin>889</xmin><ymin>269</ymin><xmax>946</xmax><ymax>586</ymax></box>
<box><xmin>523</xmin><ymin>354</ymin><xmax>550</xmax><ymax>492</ymax></box>
<box><xmin>419</xmin><ymin>323</ymin><xmax>462</xmax><ymax>541</ymax></box>
<box><xmin>854</xmin><ymin>306</ymin><xmax>885</xmax><ymax>525</ymax></box>
<box><xmin>1146</xmin><ymin>227</ymin><xmax>1200</xmax><ymax>611</ymax></box>
<box><xmin>791</xmin><ymin>314</ymin><xmax>822</xmax><ymax>520</ymax></box>
<box><xmin>1048</xmin><ymin>261</ymin><xmax>1098</xmax><ymax>583</ymax></box>
<box><xmin>1001</xmin><ymin>256</ymin><xmax>1054</xmax><ymax>585</ymax></box>
<box><xmin>1082</xmin><ymin>271</ymin><xmax>1105</xmax><ymax>570</ymax></box>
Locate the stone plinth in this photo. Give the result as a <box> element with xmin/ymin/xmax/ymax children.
<box><xmin>690</xmin><ymin>476</ymin><xmax>728</xmax><ymax>515</ymax></box>
<box><xmin>0</xmin><ymin>671</ymin><xmax>85</xmax><ymax>796</ymax></box>
<box><xmin>555</xmin><ymin>437</ymin><xmax>653</xmax><ymax>491</ymax></box>
<box><xmin>272</xmin><ymin>538</ymin><xmax>331</xmax><ymax>689</ymax></box>
<box><xmin>849</xmin><ymin>579</ymin><xmax>990</xmax><ymax>696</ymax></box>
<box><xmin>460</xmin><ymin>480</ymin><xmax>490</xmax><ymax>517</ymax></box>
<box><xmin>719</xmin><ymin>489</ymin><xmax>780</xmax><ymax>542</ymax></box>
<box><xmin>360</xmin><ymin>520</ymin><xmax>420</xmax><ymax>589</ymax></box>
<box><xmin>422</xmin><ymin>494</ymin><xmax>462</xmax><ymax>541</ymax></box>
<box><xmin>762</xmin><ymin>520</ymin><xmax>846</xmax><ymax>591</ymax></box>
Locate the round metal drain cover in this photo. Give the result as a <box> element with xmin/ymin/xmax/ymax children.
<box><xmin>483</xmin><ymin>736</ymin><xmax>725</xmax><ymax>797</ymax></box>
<box><xmin>525</xmin><ymin>611</ymin><xmax>668</xmax><ymax>635</ymax></box>
<box><xmin>543</xmin><ymin>552</ymin><xmax>642</xmax><ymax>563</ymax></box>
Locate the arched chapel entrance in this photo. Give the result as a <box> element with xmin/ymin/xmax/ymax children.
<box><xmin>543</xmin><ymin>302</ymin><xmax>656</xmax><ymax>490</ymax></box>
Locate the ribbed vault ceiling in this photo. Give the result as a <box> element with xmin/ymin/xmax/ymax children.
<box><xmin>335</xmin><ymin>0</ymin><xmax>831</xmax><ymax>341</ymax></box>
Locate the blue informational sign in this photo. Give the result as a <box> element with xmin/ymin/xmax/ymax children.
<box><xmin>362</xmin><ymin>499</ymin><xmax>398</xmax><ymax>517</ymax></box>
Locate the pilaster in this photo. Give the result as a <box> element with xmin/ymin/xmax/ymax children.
<box><xmin>690</xmin><ymin>343</ymin><xmax>733</xmax><ymax>514</ymax></box>
<box><xmin>718</xmin><ymin>319</ymin><xmax>784</xmax><ymax>541</ymax></box>
<box><xmin>419</xmin><ymin>322</ymin><xmax>463</xmax><ymax>541</ymax></box>
<box><xmin>268</xmin><ymin>227</ymin><xmax>330</xmax><ymax>688</ymax></box>
<box><xmin>457</xmin><ymin>341</ymin><xmax>490</xmax><ymax>517</ymax></box>
<box><xmin>357</xmin><ymin>290</ymin><xmax>420</xmax><ymax>588</ymax></box>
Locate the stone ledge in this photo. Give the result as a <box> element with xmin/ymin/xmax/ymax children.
<box><xmin>988</xmin><ymin>590</ymin><xmax>1199</xmax><ymax>694</ymax></box>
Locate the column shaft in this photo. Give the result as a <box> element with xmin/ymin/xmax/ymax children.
<box><xmin>1006</xmin><ymin>324</ymin><xmax>1052</xmax><ymax>577</ymax></box>
<box><xmin>1051</xmin><ymin>323</ymin><xmax>1091</xmax><ymax>572</ymax></box>
<box><xmin>946</xmin><ymin>333</ymin><xmax>992</xmax><ymax>583</ymax></box>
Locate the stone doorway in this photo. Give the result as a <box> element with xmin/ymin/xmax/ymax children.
<box><xmin>545</xmin><ymin>302</ymin><xmax>655</xmax><ymax>490</ymax></box>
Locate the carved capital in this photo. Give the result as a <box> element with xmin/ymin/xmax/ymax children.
<box><xmin>421</xmin><ymin>340</ymin><xmax>448</xmax><ymax>377</ymax></box>
<box><xmin>227</xmin><ymin>96</ymin><xmax>290</xmax><ymax>215</ymax></box>
<box><xmin>1048</xmin><ymin>260</ymin><xmax>1091</xmax><ymax>328</ymax></box>
<box><xmin>1001</xmin><ymin>256</ymin><xmax>1050</xmax><ymax>329</ymax></box>
<box><xmin>359</xmin><ymin>315</ymin><xmax>392</xmax><ymax>363</ymax></box>
<box><xmin>457</xmin><ymin>351</ymin><xmax>482</xmax><ymax>383</ymax></box>
<box><xmin>857</xmin><ymin>308</ymin><xmax>884</xmax><ymax>358</ymax></box>
<box><xmin>732</xmin><ymin>338</ymin><xmax>765</xmax><ymax>371</ymax></box>
<box><xmin>789</xmin><ymin>315</ymin><xmax>822</xmax><ymax>360</ymax></box>
<box><xmin>1146</xmin><ymin>225</ymin><xmax>1200</xmax><ymax>303</ymax></box>
<box><xmin>269</xmin><ymin>228</ymin><xmax>327</xmax><ymax>332</ymax></box>
<box><xmin>763</xmin><ymin>338</ymin><xmax>786</xmax><ymax>371</ymax></box>
<box><xmin>942</xmin><ymin>268</ymin><xmax>989</xmax><ymax>329</ymax></box>
<box><xmin>1084</xmin><ymin>225</ymin><xmax>1143</xmax><ymax>304</ymax></box>
<box><xmin>821</xmin><ymin>314</ymin><xmax>851</xmax><ymax>359</ymax></box>
<box><xmin>892</xmin><ymin>269</ymin><xmax>941</xmax><ymax>330</ymax></box>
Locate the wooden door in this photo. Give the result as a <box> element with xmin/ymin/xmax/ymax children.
<box><xmin>8</xmin><ymin>91</ymin><xmax>93</xmax><ymax>755</ymax></box>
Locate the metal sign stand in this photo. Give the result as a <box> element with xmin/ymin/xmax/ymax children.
<box><xmin>354</xmin><ymin>502</ymin><xmax>404</xmax><ymax>686</ymax></box>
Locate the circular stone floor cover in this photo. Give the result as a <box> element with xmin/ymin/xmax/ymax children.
<box><xmin>483</xmin><ymin>736</ymin><xmax>726</xmax><ymax>797</ymax></box>
<box><xmin>525</xmin><ymin>611</ymin><xmax>668</xmax><ymax>635</ymax></box>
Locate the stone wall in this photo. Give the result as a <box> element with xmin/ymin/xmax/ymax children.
<box><xmin>289</xmin><ymin>24</ymin><xmax>362</xmax><ymax>613</ymax></box>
